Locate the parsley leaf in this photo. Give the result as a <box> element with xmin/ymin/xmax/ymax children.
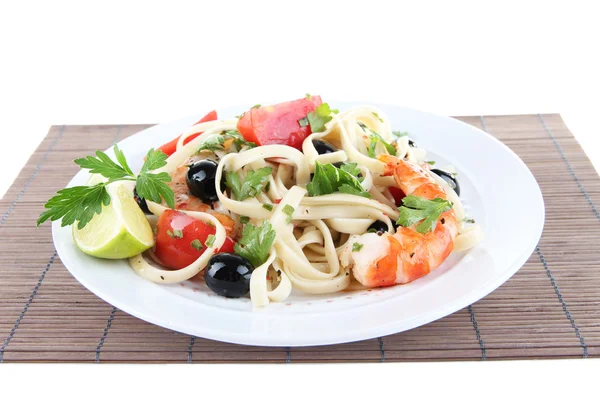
<box><xmin>197</xmin><ymin>135</ymin><xmax>225</xmax><ymax>152</ymax></box>
<box><xmin>352</xmin><ymin>242</ymin><xmax>364</xmax><ymax>252</ymax></box>
<box><xmin>136</xmin><ymin>149</ymin><xmax>174</xmax><ymax>209</ymax></box>
<box><xmin>339</xmin><ymin>162</ymin><xmax>361</xmax><ymax>178</ymax></box>
<box><xmin>307</xmin><ymin>162</ymin><xmax>370</xmax><ymax>198</ymax></box>
<box><xmin>297</xmin><ymin>116</ymin><xmax>309</xmax><ymax>127</ymax></box>
<box><xmin>141</xmin><ymin>148</ymin><xmax>168</xmax><ymax>173</ymax></box>
<box><xmin>167</xmin><ymin>229</ymin><xmax>183</xmax><ymax>239</ymax></box>
<box><xmin>37</xmin><ymin>184</ymin><xmax>111</xmax><ymax>229</ymax></box>
<box><xmin>223</xmin><ymin>130</ymin><xmax>257</xmax><ymax>149</ymax></box>
<box><xmin>234</xmin><ymin>221</ymin><xmax>276</xmax><ymax>267</ymax></box>
<box><xmin>306</xmin><ymin>103</ymin><xmax>335</xmax><ymax>133</ymax></box>
<box><xmin>197</xmin><ymin>130</ymin><xmax>256</xmax><ymax>153</ymax></box>
<box><xmin>357</xmin><ymin>123</ymin><xmax>396</xmax><ymax>158</ymax></box>
<box><xmin>396</xmin><ymin>195</ymin><xmax>453</xmax><ymax>234</ymax></box>
<box><xmin>282</xmin><ymin>204</ymin><xmax>295</xmax><ymax>223</ymax></box>
<box><xmin>74</xmin><ymin>145</ymin><xmax>133</xmax><ymax>180</ymax></box>
<box><xmin>38</xmin><ymin>146</ymin><xmax>175</xmax><ymax>229</ymax></box>
<box><xmin>190</xmin><ymin>239</ymin><xmax>203</xmax><ymax>251</ymax></box>
<box><xmin>239</xmin><ymin>216</ymin><xmax>250</xmax><ymax>224</ymax></box>
<box><xmin>225</xmin><ymin>167</ymin><xmax>272</xmax><ymax>201</ymax></box>
<box><xmin>367</xmin><ymin>131</ymin><xmax>397</xmax><ymax>158</ymax></box>
<box><xmin>205</xmin><ymin>234</ymin><xmax>216</xmax><ymax>248</ymax></box>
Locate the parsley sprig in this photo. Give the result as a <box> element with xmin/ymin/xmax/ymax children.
<box><xmin>234</xmin><ymin>221</ymin><xmax>276</xmax><ymax>267</ymax></box>
<box><xmin>357</xmin><ymin>122</ymin><xmax>396</xmax><ymax>158</ymax></box>
<box><xmin>197</xmin><ymin>130</ymin><xmax>256</xmax><ymax>153</ymax></box>
<box><xmin>225</xmin><ymin>167</ymin><xmax>272</xmax><ymax>201</ymax></box>
<box><xmin>307</xmin><ymin>161</ymin><xmax>370</xmax><ymax>198</ymax></box>
<box><xmin>396</xmin><ymin>195</ymin><xmax>453</xmax><ymax>234</ymax></box>
<box><xmin>37</xmin><ymin>146</ymin><xmax>175</xmax><ymax>229</ymax></box>
<box><xmin>304</xmin><ymin>103</ymin><xmax>339</xmax><ymax>133</ymax></box>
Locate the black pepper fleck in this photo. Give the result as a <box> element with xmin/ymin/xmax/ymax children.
<box><xmin>160</xmin><ymin>276</ymin><xmax>164</xmax><ymax>280</ymax></box>
<box><xmin>410</xmin><ymin>252</ymin><xmax>415</xmax><ymax>258</ymax></box>
<box><xmin>441</xmin><ymin>218</ymin><xmax>445</xmax><ymax>224</ymax></box>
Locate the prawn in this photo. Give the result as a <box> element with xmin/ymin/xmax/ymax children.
<box><xmin>343</xmin><ymin>155</ymin><xmax>458</xmax><ymax>287</ymax></box>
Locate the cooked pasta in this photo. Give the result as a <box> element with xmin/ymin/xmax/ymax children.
<box><xmin>128</xmin><ymin>96</ymin><xmax>484</xmax><ymax>306</ymax></box>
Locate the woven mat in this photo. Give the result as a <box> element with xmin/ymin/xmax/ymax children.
<box><xmin>1</xmin><ymin>115</ymin><xmax>599</xmax><ymax>363</ymax></box>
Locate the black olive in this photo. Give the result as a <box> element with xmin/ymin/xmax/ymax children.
<box><xmin>186</xmin><ymin>159</ymin><xmax>224</xmax><ymax>203</ymax></box>
<box><xmin>312</xmin><ymin>140</ymin><xmax>337</xmax><ymax>155</ymax></box>
<box><xmin>368</xmin><ymin>220</ymin><xmax>389</xmax><ymax>235</ymax></box>
<box><xmin>431</xmin><ymin>169</ymin><xmax>460</xmax><ymax>196</ymax></box>
<box><xmin>133</xmin><ymin>187</ymin><xmax>150</xmax><ymax>214</ymax></box>
<box><xmin>408</xmin><ymin>139</ymin><xmax>417</xmax><ymax>148</ymax></box>
<box><xmin>204</xmin><ymin>253</ymin><xmax>254</xmax><ymax>298</ymax></box>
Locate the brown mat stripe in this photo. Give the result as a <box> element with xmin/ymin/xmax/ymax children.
<box><xmin>0</xmin><ymin>114</ymin><xmax>598</xmax><ymax>363</ymax></box>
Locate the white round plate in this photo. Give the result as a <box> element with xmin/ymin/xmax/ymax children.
<box><xmin>53</xmin><ymin>101</ymin><xmax>545</xmax><ymax>347</ymax></box>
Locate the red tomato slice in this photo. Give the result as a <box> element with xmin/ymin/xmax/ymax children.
<box><xmin>389</xmin><ymin>186</ymin><xmax>406</xmax><ymax>207</ymax></box>
<box><xmin>154</xmin><ymin>210</ymin><xmax>235</xmax><ymax>270</ymax></box>
<box><xmin>157</xmin><ymin>110</ymin><xmax>218</xmax><ymax>157</ymax></box>
<box><xmin>237</xmin><ymin>96</ymin><xmax>322</xmax><ymax>150</ymax></box>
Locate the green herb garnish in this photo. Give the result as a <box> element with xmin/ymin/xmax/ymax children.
<box><xmin>367</xmin><ymin>131</ymin><xmax>397</xmax><ymax>158</ymax></box>
<box><xmin>197</xmin><ymin>130</ymin><xmax>255</xmax><ymax>153</ymax></box>
<box><xmin>167</xmin><ymin>229</ymin><xmax>183</xmax><ymax>239</ymax></box>
<box><xmin>197</xmin><ymin>135</ymin><xmax>225</xmax><ymax>152</ymax></box>
<box><xmin>396</xmin><ymin>195</ymin><xmax>453</xmax><ymax>234</ymax></box>
<box><xmin>307</xmin><ymin>161</ymin><xmax>370</xmax><ymax>198</ymax></box>
<box><xmin>239</xmin><ymin>216</ymin><xmax>250</xmax><ymax>224</ymax></box>
<box><xmin>234</xmin><ymin>221</ymin><xmax>276</xmax><ymax>267</ymax></box>
<box><xmin>372</xmin><ymin>112</ymin><xmax>383</xmax><ymax>122</ymax></box>
<box><xmin>262</xmin><ymin>203</ymin><xmax>274</xmax><ymax>211</ymax></box>
<box><xmin>282</xmin><ymin>204</ymin><xmax>295</xmax><ymax>224</ymax></box>
<box><xmin>306</xmin><ymin>103</ymin><xmax>335</xmax><ymax>133</ymax></box>
<box><xmin>190</xmin><ymin>239</ymin><xmax>203</xmax><ymax>251</ymax></box>
<box><xmin>37</xmin><ymin>145</ymin><xmax>174</xmax><ymax>229</ymax></box>
<box><xmin>352</xmin><ymin>242</ymin><xmax>364</xmax><ymax>252</ymax></box>
<box><xmin>297</xmin><ymin>117</ymin><xmax>309</xmax><ymax>127</ymax></box>
<box><xmin>339</xmin><ymin>162</ymin><xmax>362</xmax><ymax>181</ymax></box>
<box><xmin>225</xmin><ymin>167</ymin><xmax>272</xmax><ymax>201</ymax></box>
<box><xmin>205</xmin><ymin>234</ymin><xmax>216</xmax><ymax>248</ymax></box>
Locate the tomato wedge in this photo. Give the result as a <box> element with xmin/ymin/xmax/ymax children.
<box><xmin>237</xmin><ymin>96</ymin><xmax>322</xmax><ymax>150</ymax></box>
<box><xmin>389</xmin><ymin>186</ymin><xmax>406</xmax><ymax>207</ymax></box>
<box><xmin>154</xmin><ymin>210</ymin><xmax>235</xmax><ymax>270</ymax></box>
<box><xmin>157</xmin><ymin>110</ymin><xmax>218</xmax><ymax>156</ymax></box>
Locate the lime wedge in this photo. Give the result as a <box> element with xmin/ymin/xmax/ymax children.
<box><xmin>73</xmin><ymin>182</ymin><xmax>154</xmax><ymax>259</ymax></box>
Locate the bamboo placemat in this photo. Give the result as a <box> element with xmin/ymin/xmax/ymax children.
<box><xmin>1</xmin><ymin>115</ymin><xmax>599</xmax><ymax>363</ymax></box>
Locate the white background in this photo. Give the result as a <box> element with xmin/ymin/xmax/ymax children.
<box><xmin>1</xmin><ymin>0</ymin><xmax>598</xmax><ymax>397</ymax></box>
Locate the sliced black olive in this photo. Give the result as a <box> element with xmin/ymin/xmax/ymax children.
<box><xmin>368</xmin><ymin>220</ymin><xmax>389</xmax><ymax>235</ymax></box>
<box><xmin>431</xmin><ymin>169</ymin><xmax>460</xmax><ymax>196</ymax></box>
<box><xmin>186</xmin><ymin>159</ymin><xmax>225</xmax><ymax>203</ymax></box>
<box><xmin>204</xmin><ymin>253</ymin><xmax>254</xmax><ymax>298</ymax></box>
<box><xmin>408</xmin><ymin>139</ymin><xmax>417</xmax><ymax>148</ymax></box>
<box><xmin>312</xmin><ymin>140</ymin><xmax>337</xmax><ymax>155</ymax></box>
<box><xmin>133</xmin><ymin>187</ymin><xmax>150</xmax><ymax>214</ymax></box>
